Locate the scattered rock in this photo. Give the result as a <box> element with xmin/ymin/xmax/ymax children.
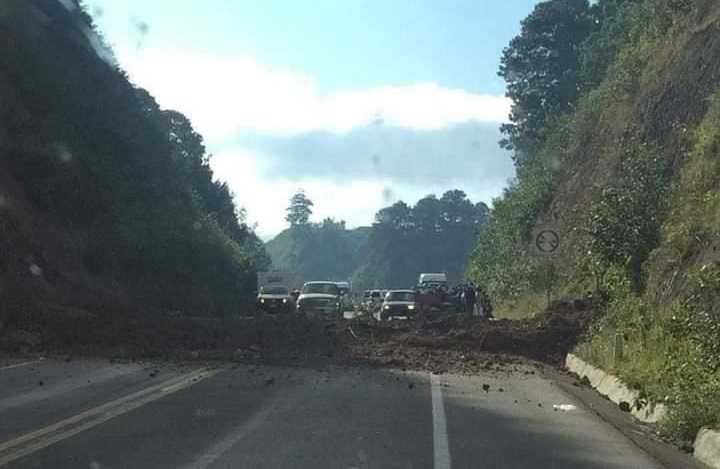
<box><xmin>408</xmin><ymin>382</ymin><xmax>415</xmax><ymax>390</ymax></box>
<box><xmin>482</xmin><ymin>384</ymin><xmax>490</xmax><ymax>393</ymax></box>
<box><xmin>619</xmin><ymin>401</ymin><xmax>631</xmax><ymax>412</ymax></box>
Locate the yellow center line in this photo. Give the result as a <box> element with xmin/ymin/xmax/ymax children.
<box><xmin>0</xmin><ymin>367</ymin><xmax>220</xmax><ymax>467</ymax></box>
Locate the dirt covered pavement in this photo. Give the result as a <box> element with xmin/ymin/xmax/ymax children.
<box><xmin>1</xmin><ymin>298</ymin><xmax>598</xmax><ymax>372</ymax></box>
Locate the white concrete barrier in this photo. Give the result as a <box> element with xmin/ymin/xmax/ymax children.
<box><xmin>694</xmin><ymin>428</ymin><xmax>720</xmax><ymax>469</ymax></box>
<box><xmin>565</xmin><ymin>353</ymin><xmax>666</xmax><ymax>423</ymax></box>
<box><xmin>566</xmin><ymin>353</ymin><xmax>720</xmax><ymax>468</ymax></box>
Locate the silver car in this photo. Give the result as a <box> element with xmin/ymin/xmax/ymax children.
<box><xmin>296</xmin><ymin>281</ymin><xmax>342</xmax><ymax>318</ymax></box>
<box><xmin>380</xmin><ymin>290</ymin><xmax>418</xmax><ymax>320</ymax></box>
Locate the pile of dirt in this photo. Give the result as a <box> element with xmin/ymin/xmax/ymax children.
<box><xmin>0</xmin><ymin>298</ymin><xmax>599</xmax><ymax>372</ymax></box>
<box><xmin>342</xmin><ymin>298</ymin><xmax>598</xmax><ymax>372</ymax></box>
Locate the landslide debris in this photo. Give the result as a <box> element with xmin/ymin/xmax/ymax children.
<box><xmin>1</xmin><ymin>298</ymin><xmax>598</xmax><ymax>372</ymax></box>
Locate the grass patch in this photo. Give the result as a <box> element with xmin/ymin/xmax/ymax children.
<box><xmin>495</xmin><ymin>293</ymin><xmax>548</xmax><ymax>320</ymax></box>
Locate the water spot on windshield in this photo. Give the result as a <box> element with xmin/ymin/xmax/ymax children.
<box><xmin>131</xmin><ymin>17</ymin><xmax>150</xmax><ymax>49</ymax></box>
<box><xmin>195</xmin><ymin>408</ymin><xmax>217</xmax><ymax>418</ymax></box>
<box><xmin>90</xmin><ymin>5</ymin><xmax>103</xmax><ymax>19</ymax></box>
<box><xmin>54</xmin><ymin>142</ymin><xmax>73</xmax><ymax>163</ymax></box>
<box><xmin>382</xmin><ymin>187</ymin><xmax>394</xmax><ymax>203</ymax></box>
<box><xmin>29</xmin><ymin>263</ymin><xmax>43</xmax><ymax>277</ymax></box>
<box><xmin>549</xmin><ymin>155</ymin><xmax>562</xmax><ymax>171</ymax></box>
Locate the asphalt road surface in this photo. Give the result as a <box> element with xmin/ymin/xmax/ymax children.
<box><xmin>0</xmin><ymin>358</ymin><xmax>704</xmax><ymax>468</ymax></box>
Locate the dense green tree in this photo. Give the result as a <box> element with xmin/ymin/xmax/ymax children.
<box><xmin>499</xmin><ymin>0</ymin><xmax>594</xmax><ymax>161</ymax></box>
<box><xmin>0</xmin><ymin>1</ymin><xmax>265</xmax><ymax>316</ymax></box>
<box><xmin>267</xmin><ymin>191</ymin><xmax>489</xmax><ymax>291</ymax></box>
<box><xmin>354</xmin><ymin>191</ymin><xmax>491</xmax><ymax>289</ymax></box>
<box><xmin>413</xmin><ymin>195</ymin><xmax>443</xmax><ymax>232</ymax></box>
<box><xmin>285</xmin><ymin>190</ymin><xmax>314</xmax><ymax>226</ymax></box>
<box><xmin>580</xmin><ymin>0</ymin><xmax>644</xmax><ymax>88</ymax></box>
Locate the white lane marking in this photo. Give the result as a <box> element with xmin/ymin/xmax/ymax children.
<box><xmin>552</xmin><ymin>404</ymin><xmax>577</xmax><ymax>411</ymax></box>
<box><xmin>0</xmin><ymin>361</ymin><xmax>37</xmax><ymax>372</ymax></box>
<box><xmin>0</xmin><ymin>364</ymin><xmax>143</xmax><ymax>412</ymax></box>
<box><xmin>430</xmin><ymin>373</ymin><xmax>452</xmax><ymax>469</ymax></box>
<box><xmin>0</xmin><ymin>368</ymin><xmax>218</xmax><ymax>467</ymax></box>
<box><xmin>180</xmin><ymin>404</ymin><xmax>278</xmax><ymax>469</ymax></box>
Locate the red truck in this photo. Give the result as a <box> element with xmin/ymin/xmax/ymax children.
<box><xmin>415</xmin><ymin>272</ymin><xmax>454</xmax><ymax>313</ymax></box>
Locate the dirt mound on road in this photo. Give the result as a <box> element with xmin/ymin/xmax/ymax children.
<box><xmin>1</xmin><ymin>298</ymin><xmax>598</xmax><ymax>372</ymax></box>
<box><xmin>344</xmin><ymin>298</ymin><xmax>598</xmax><ymax>371</ymax></box>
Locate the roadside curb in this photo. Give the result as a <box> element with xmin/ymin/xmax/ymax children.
<box><xmin>565</xmin><ymin>353</ymin><xmax>720</xmax><ymax>469</ymax></box>
<box><xmin>565</xmin><ymin>353</ymin><xmax>666</xmax><ymax>423</ymax></box>
<box><xmin>694</xmin><ymin>428</ymin><xmax>720</xmax><ymax>469</ymax></box>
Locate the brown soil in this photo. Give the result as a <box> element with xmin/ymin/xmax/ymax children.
<box><xmin>0</xmin><ymin>298</ymin><xmax>599</xmax><ymax>373</ymax></box>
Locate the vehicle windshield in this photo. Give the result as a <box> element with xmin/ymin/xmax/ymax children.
<box><xmin>4</xmin><ymin>1</ymin><xmax>708</xmax><ymax>467</ymax></box>
<box><xmin>386</xmin><ymin>291</ymin><xmax>415</xmax><ymax>302</ymax></box>
<box><xmin>260</xmin><ymin>286</ymin><xmax>288</xmax><ymax>295</ymax></box>
<box><xmin>301</xmin><ymin>283</ymin><xmax>339</xmax><ymax>295</ymax></box>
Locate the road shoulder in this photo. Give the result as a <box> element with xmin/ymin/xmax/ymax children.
<box><xmin>542</xmin><ymin>366</ymin><xmax>710</xmax><ymax>469</ymax></box>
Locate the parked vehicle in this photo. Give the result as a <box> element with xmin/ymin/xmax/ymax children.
<box><xmin>380</xmin><ymin>290</ymin><xmax>418</xmax><ymax>320</ymax></box>
<box><xmin>256</xmin><ymin>284</ymin><xmax>295</xmax><ymax>314</ymax></box>
<box><xmin>335</xmin><ymin>281</ymin><xmax>352</xmax><ymax>310</ymax></box>
<box><xmin>417</xmin><ymin>272</ymin><xmax>448</xmax><ymax>287</ymax></box>
<box><xmin>416</xmin><ymin>272</ymin><xmax>453</xmax><ymax>312</ymax></box>
<box><xmin>335</xmin><ymin>281</ymin><xmax>351</xmax><ymax>297</ymax></box>
<box><xmin>296</xmin><ymin>281</ymin><xmax>342</xmax><ymax>318</ymax></box>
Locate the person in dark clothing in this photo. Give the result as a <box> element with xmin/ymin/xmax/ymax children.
<box><xmin>480</xmin><ymin>288</ymin><xmax>493</xmax><ymax>318</ymax></box>
<box><xmin>465</xmin><ymin>284</ymin><xmax>477</xmax><ymax>316</ymax></box>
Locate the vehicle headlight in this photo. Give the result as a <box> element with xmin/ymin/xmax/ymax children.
<box><xmin>408</xmin><ymin>304</ymin><xmax>415</xmax><ymax>310</ymax></box>
<box><xmin>282</xmin><ymin>298</ymin><xmax>288</xmax><ymax>304</ymax></box>
<box><xmin>384</xmin><ymin>305</ymin><xmax>390</xmax><ymax>310</ymax></box>
<box><xmin>260</xmin><ymin>298</ymin><xmax>265</xmax><ymax>304</ymax></box>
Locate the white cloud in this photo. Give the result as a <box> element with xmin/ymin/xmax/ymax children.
<box><xmin>114</xmin><ymin>48</ymin><xmax>511</xmax><ymax>140</ymax></box>
<box><xmin>210</xmin><ymin>147</ymin><xmax>510</xmax><ymax>240</ymax></box>
<box><xmin>106</xmin><ymin>46</ymin><xmax>513</xmax><ymax>237</ymax></box>
<box><xmin>210</xmin><ymin>149</ymin><xmax>389</xmax><ymax>239</ymax></box>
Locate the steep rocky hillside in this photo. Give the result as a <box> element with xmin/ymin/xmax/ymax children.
<box><xmin>0</xmin><ymin>0</ymin><xmax>266</xmax><ymax>329</ymax></box>
<box><xmin>471</xmin><ymin>0</ymin><xmax>720</xmax><ymax>444</ymax></box>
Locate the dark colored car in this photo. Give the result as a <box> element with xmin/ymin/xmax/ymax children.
<box><xmin>380</xmin><ymin>290</ymin><xmax>418</xmax><ymax>320</ymax></box>
<box><xmin>256</xmin><ymin>285</ymin><xmax>295</xmax><ymax>314</ymax></box>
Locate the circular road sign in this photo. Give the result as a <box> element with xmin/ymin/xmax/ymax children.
<box><xmin>534</xmin><ymin>229</ymin><xmax>560</xmax><ymax>254</ymax></box>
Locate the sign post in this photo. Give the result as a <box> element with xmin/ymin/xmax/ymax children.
<box><xmin>532</xmin><ymin>228</ymin><xmax>561</xmax><ymax>307</ymax></box>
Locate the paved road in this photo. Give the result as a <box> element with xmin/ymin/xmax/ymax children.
<box><xmin>0</xmin><ymin>358</ymin><xmax>701</xmax><ymax>468</ymax></box>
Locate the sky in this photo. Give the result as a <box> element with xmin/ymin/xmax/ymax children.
<box><xmin>86</xmin><ymin>0</ymin><xmax>539</xmax><ymax>239</ymax></box>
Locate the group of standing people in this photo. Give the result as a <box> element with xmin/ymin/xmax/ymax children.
<box><xmin>452</xmin><ymin>283</ymin><xmax>493</xmax><ymax>318</ymax></box>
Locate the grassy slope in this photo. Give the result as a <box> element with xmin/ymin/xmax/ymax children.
<box><xmin>473</xmin><ymin>0</ymin><xmax>720</xmax><ymax>443</ymax></box>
